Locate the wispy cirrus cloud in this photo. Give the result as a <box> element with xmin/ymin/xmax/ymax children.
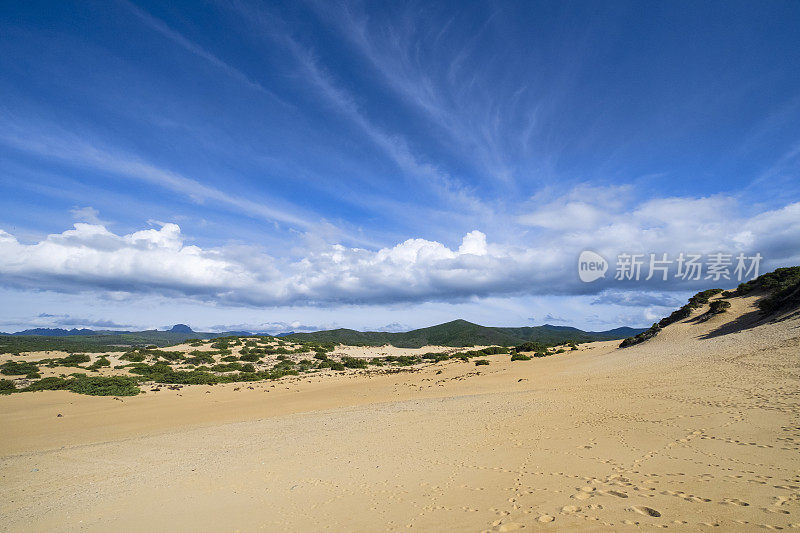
<box><xmin>223</xmin><ymin>0</ymin><xmax>491</xmax><ymax>215</ymax></box>
<box><xmin>0</xmin><ymin>112</ymin><xmax>384</xmax><ymax>247</ymax></box>
<box><xmin>120</xmin><ymin>0</ymin><xmax>287</xmax><ymax>105</ymax></box>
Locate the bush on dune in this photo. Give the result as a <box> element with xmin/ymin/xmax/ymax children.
<box><xmin>22</xmin><ymin>375</ymin><xmax>140</xmax><ymax>396</ymax></box>
<box><xmin>87</xmin><ymin>356</ymin><xmax>110</xmax><ymax>371</ymax></box>
<box><xmin>341</xmin><ymin>357</ymin><xmax>368</xmax><ymax>369</ymax></box>
<box><xmin>48</xmin><ymin>353</ymin><xmax>91</xmax><ymax>368</ymax></box>
<box><xmin>511</xmin><ymin>341</ymin><xmax>547</xmax><ymax>354</ymax></box>
<box><xmin>0</xmin><ymin>378</ymin><xmax>15</xmax><ymax>394</ymax></box>
<box><xmin>0</xmin><ymin>361</ymin><xmax>40</xmax><ymax>375</ymax></box>
<box><xmin>619</xmin><ymin>324</ymin><xmax>661</xmax><ymax>348</ymax></box>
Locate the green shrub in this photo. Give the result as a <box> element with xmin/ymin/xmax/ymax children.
<box><xmin>318</xmin><ymin>360</ymin><xmax>345</xmax><ymax>371</ymax></box>
<box><xmin>619</xmin><ymin>323</ymin><xmax>661</xmax><ymax>348</ymax></box>
<box><xmin>474</xmin><ymin>359</ymin><xmax>489</xmax><ymax>366</ymax></box>
<box><xmin>342</xmin><ymin>357</ymin><xmax>368</xmax><ymax>369</ymax></box>
<box><xmin>55</xmin><ymin>353</ymin><xmax>91</xmax><ymax>367</ymax></box>
<box><xmin>658</xmin><ymin>288</ymin><xmax>723</xmax><ymax>329</ymax></box>
<box><xmin>24</xmin><ymin>376</ymin><xmax>70</xmax><ymax>391</ymax></box>
<box><xmin>510</xmin><ymin>353</ymin><xmax>531</xmax><ymax>361</ymax></box>
<box><xmin>67</xmin><ymin>376</ymin><xmax>140</xmax><ymax>396</ymax></box>
<box><xmin>87</xmin><ymin>356</ymin><xmax>111</xmax><ymax>371</ymax></box>
<box><xmin>480</xmin><ymin>346</ymin><xmax>508</xmax><ymax>355</ymax></box>
<box><xmin>709</xmin><ymin>300</ymin><xmax>732</xmax><ymax>314</ymax></box>
<box><xmin>0</xmin><ymin>378</ymin><xmax>15</xmax><ymax>394</ymax></box>
<box><xmin>149</xmin><ymin>350</ymin><xmax>184</xmax><ymax>361</ymax></box>
<box><xmin>210</xmin><ymin>362</ymin><xmax>243</xmax><ymax>373</ymax></box>
<box><xmin>22</xmin><ymin>375</ymin><xmax>140</xmax><ymax>396</ymax></box>
<box><xmin>120</xmin><ymin>351</ymin><xmax>146</xmax><ymax>362</ymax></box>
<box><xmin>384</xmin><ymin>355</ymin><xmax>420</xmax><ymax>366</ymax></box>
<box><xmin>128</xmin><ymin>363</ymin><xmax>220</xmax><ymax>384</ymax></box>
<box><xmin>184</xmin><ymin>351</ymin><xmax>215</xmax><ymax>365</ymax></box>
<box><xmin>734</xmin><ymin>266</ymin><xmax>800</xmax><ymax>296</ymax></box>
<box><xmin>1</xmin><ymin>361</ymin><xmax>40</xmax><ymax>375</ymax></box>
<box><xmin>421</xmin><ymin>352</ymin><xmax>450</xmax><ymax>362</ymax></box>
<box><xmin>512</xmin><ymin>341</ymin><xmax>547</xmax><ymax>353</ymax></box>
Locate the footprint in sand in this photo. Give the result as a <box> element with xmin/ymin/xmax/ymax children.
<box><xmin>537</xmin><ymin>515</ymin><xmax>555</xmax><ymax>523</ymax></box>
<box><xmin>561</xmin><ymin>505</ymin><xmax>581</xmax><ymax>514</ymax></box>
<box><xmin>599</xmin><ymin>489</ymin><xmax>629</xmax><ymax>498</ymax></box>
<box><xmin>491</xmin><ymin>522</ymin><xmax>524</xmax><ymax>532</ymax></box>
<box><xmin>720</xmin><ymin>498</ymin><xmax>749</xmax><ymax>506</ymax></box>
<box><xmin>630</xmin><ymin>506</ymin><xmax>662</xmax><ymax>517</ymax></box>
<box><xmin>761</xmin><ymin>507</ymin><xmax>790</xmax><ymax>515</ymax></box>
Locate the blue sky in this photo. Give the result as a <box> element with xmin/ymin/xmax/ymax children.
<box><xmin>1</xmin><ymin>0</ymin><xmax>799</xmax><ymax>333</ymax></box>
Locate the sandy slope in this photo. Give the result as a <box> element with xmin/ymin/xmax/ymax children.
<box><xmin>1</xmin><ymin>295</ymin><xmax>799</xmax><ymax>532</ymax></box>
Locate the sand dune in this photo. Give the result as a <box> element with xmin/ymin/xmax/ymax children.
<box><xmin>1</xmin><ymin>294</ymin><xmax>799</xmax><ymax>531</ymax></box>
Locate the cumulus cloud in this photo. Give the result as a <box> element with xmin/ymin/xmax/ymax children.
<box><xmin>1</xmin><ymin>313</ymin><xmax>133</xmax><ymax>330</ymax></box>
<box><xmin>1</xmin><ymin>193</ymin><xmax>798</xmax><ymax>307</ymax></box>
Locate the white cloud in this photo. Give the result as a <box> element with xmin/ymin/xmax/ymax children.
<box><xmin>1</xmin><ymin>192</ymin><xmax>798</xmax><ymax>307</ymax></box>
<box><xmin>70</xmin><ymin>206</ymin><xmax>104</xmax><ymax>225</ymax></box>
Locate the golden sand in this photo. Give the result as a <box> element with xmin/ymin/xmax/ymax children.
<box><xmin>1</xmin><ymin>295</ymin><xmax>798</xmax><ymax>531</ymax></box>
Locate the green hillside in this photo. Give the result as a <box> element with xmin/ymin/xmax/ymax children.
<box><xmin>0</xmin><ymin>330</ymin><xmax>227</xmax><ymax>354</ymax></box>
<box><xmin>285</xmin><ymin>320</ymin><xmax>644</xmax><ymax>348</ymax></box>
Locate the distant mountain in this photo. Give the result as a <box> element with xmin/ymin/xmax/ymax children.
<box><xmin>284</xmin><ymin>319</ymin><xmax>645</xmax><ymax>348</ymax></box>
<box><xmin>11</xmin><ymin>327</ymin><xmax>126</xmax><ymax>337</ymax></box>
<box><xmin>217</xmin><ymin>331</ymin><xmax>253</xmax><ymax>337</ymax></box>
<box><xmin>4</xmin><ymin>320</ymin><xmax>644</xmax><ymax>350</ymax></box>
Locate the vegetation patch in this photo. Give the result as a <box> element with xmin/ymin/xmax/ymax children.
<box><xmin>52</xmin><ymin>353</ymin><xmax>92</xmax><ymax>368</ymax></box>
<box><xmin>0</xmin><ymin>361</ymin><xmax>40</xmax><ymax>376</ymax></box>
<box><xmin>341</xmin><ymin>357</ymin><xmax>368</xmax><ymax>369</ymax></box>
<box><xmin>0</xmin><ymin>378</ymin><xmax>16</xmax><ymax>394</ymax></box>
<box><xmin>22</xmin><ymin>375</ymin><xmax>140</xmax><ymax>396</ymax></box>
<box><xmin>619</xmin><ymin>324</ymin><xmax>661</xmax><ymax>348</ymax></box>
<box><xmin>87</xmin><ymin>356</ymin><xmax>111</xmax><ymax>371</ymax></box>
<box><xmin>732</xmin><ymin>266</ymin><xmax>800</xmax><ymax>314</ymax></box>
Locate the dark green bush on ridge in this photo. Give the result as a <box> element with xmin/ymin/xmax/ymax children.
<box><xmin>619</xmin><ymin>324</ymin><xmax>660</xmax><ymax>348</ymax></box>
